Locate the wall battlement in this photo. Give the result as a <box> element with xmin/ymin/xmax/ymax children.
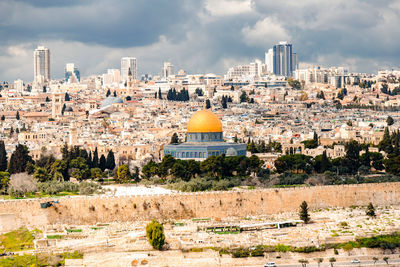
<box><xmin>0</xmin><ymin>182</ymin><xmax>399</xmax><ymax>230</ymax></box>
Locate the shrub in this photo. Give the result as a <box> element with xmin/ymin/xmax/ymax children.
<box><xmin>250</xmin><ymin>246</ymin><xmax>264</xmax><ymax>257</ymax></box>
<box><xmin>146</xmin><ymin>220</ymin><xmax>165</xmax><ymax>250</ymax></box>
<box><xmin>231</xmin><ymin>247</ymin><xmax>250</xmax><ymax>258</ymax></box>
<box><xmin>79</xmin><ymin>181</ymin><xmax>102</xmax><ymax>195</ymax></box>
<box><xmin>8</xmin><ymin>173</ymin><xmax>37</xmax><ymax>197</ymax></box>
<box><xmin>37</xmin><ymin>181</ymin><xmax>78</xmax><ymax>195</ymax></box>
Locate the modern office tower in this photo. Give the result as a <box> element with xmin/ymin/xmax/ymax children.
<box><xmin>273</xmin><ymin>41</ymin><xmax>293</xmax><ymax>77</ymax></box>
<box><xmin>65</xmin><ymin>63</ymin><xmax>80</xmax><ymax>83</ymax></box>
<box><xmin>121</xmin><ymin>57</ymin><xmax>137</xmax><ymax>82</ymax></box>
<box><xmin>292</xmin><ymin>53</ymin><xmax>299</xmax><ymax>72</ymax></box>
<box><xmin>34</xmin><ymin>46</ymin><xmax>50</xmax><ymax>82</ymax></box>
<box><xmin>162</xmin><ymin>62</ymin><xmax>174</xmax><ymax>78</ymax></box>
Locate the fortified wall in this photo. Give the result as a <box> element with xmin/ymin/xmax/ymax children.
<box><xmin>0</xmin><ymin>182</ymin><xmax>399</xmax><ymax>231</ymax></box>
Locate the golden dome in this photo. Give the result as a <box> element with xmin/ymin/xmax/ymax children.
<box><xmin>187</xmin><ymin>109</ymin><xmax>222</xmax><ymax>133</ymax></box>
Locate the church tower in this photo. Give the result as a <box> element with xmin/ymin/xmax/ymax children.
<box><xmin>52</xmin><ymin>91</ymin><xmax>65</xmax><ymax>118</ymax></box>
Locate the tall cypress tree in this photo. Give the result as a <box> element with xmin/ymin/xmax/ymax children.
<box><xmin>99</xmin><ymin>154</ymin><xmax>106</xmax><ymax>171</ymax></box>
<box><xmin>0</xmin><ymin>140</ymin><xmax>7</xmax><ymax>171</ymax></box>
<box><xmin>106</xmin><ymin>150</ymin><xmax>116</xmax><ymax>170</ymax></box>
<box><xmin>92</xmin><ymin>147</ymin><xmax>99</xmax><ymax>168</ymax></box>
<box><xmin>8</xmin><ymin>144</ymin><xmax>33</xmax><ymax>174</ymax></box>
<box><xmin>87</xmin><ymin>151</ymin><xmax>93</xmax><ymax>169</ymax></box>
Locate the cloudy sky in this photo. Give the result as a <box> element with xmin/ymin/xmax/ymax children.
<box><xmin>1</xmin><ymin>0</ymin><xmax>400</xmax><ymax>82</ymax></box>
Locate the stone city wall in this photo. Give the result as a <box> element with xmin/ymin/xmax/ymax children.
<box><xmin>0</xmin><ymin>182</ymin><xmax>399</xmax><ymax>230</ymax></box>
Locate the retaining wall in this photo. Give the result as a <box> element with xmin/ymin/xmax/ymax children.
<box><xmin>0</xmin><ymin>183</ymin><xmax>399</xmax><ymax>229</ymax></box>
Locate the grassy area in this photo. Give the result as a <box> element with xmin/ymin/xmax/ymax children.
<box><xmin>0</xmin><ymin>191</ymin><xmax>79</xmax><ymax>200</ymax></box>
<box><xmin>90</xmin><ymin>227</ymin><xmax>104</xmax><ymax>230</ymax></box>
<box><xmin>46</xmin><ymin>235</ymin><xmax>63</xmax><ymax>239</ymax></box>
<box><xmin>192</xmin><ymin>218</ymin><xmax>211</xmax><ymax>222</ymax></box>
<box><xmin>0</xmin><ymin>251</ymin><xmax>83</xmax><ymax>267</ymax></box>
<box><xmin>66</xmin><ymin>229</ymin><xmax>82</xmax><ymax>233</ymax></box>
<box><xmin>189</xmin><ymin>232</ymin><xmax>400</xmax><ymax>258</ymax></box>
<box><xmin>0</xmin><ymin>228</ymin><xmax>41</xmax><ymax>252</ymax></box>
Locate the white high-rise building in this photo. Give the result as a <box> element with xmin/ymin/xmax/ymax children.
<box><xmin>14</xmin><ymin>79</ymin><xmax>24</xmax><ymax>93</ymax></box>
<box><xmin>265</xmin><ymin>48</ymin><xmax>273</xmax><ymax>73</ymax></box>
<box><xmin>121</xmin><ymin>57</ymin><xmax>137</xmax><ymax>82</ymax></box>
<box><xmin>162</xmin><ymin>62</ymin><xmax>174</xmax><ymax>78</ymax></box>
<box><xmin>34</xmin><ymin>46</ymin><xmax>50</xmax><ymax>82</ymax></box>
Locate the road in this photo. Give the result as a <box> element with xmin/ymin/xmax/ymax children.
<box><xmin>276</xmin><ymin>259</ymin><xmax>400</xmax><ymax>266</ymax></box>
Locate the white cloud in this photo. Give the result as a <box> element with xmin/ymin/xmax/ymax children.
<box><xmin>242</xmin><ymin>17</ymin><xmax>290</xmax><ymax>47</ymax></box>
<box><xmin>205</xmin><ymin>0</ymin><xmax>252</xmax><ymax>17</ymax></box>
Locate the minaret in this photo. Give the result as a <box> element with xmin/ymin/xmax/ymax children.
<box><xmin>69</xmin><ymin>122</ymin><xmax>77</xmax><ymax>146</ymax></box>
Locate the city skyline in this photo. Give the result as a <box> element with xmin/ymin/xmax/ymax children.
<box><xmin>1</xmin><ymin>0</ymin><xmax>400</xmax><ymax>81</ymax></box>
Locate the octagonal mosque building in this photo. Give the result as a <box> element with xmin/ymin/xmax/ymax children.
<box><xmin>163</xmin><ymin>109</ymin><xmax>246</xmax><ymax>160</ymax></box>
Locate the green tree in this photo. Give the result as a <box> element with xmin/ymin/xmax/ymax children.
<box><xmin>65</xmin><ymin>92</ymin><xmax>70</xmax><ymax>101</ymax></box>
<box><xmin>99</xmin><ymin>154</ymin><xmax>106</xmax><ymax>172</ymax></box>
<box><xmin>92</xmin><ymin>148</ymin><xmax>99</xmax><ymax>168</ymax></box>
<box><xmin>240</xmin><ymin>91</ymin><xmax>248</xmax><ymax>103</ymax></box>
<box><xmin>90</xmin><ymin>168</ymin><xmax>103</xmax><ymax>179</ymax></box>
<box><xmin>329</xmin><ymin>257</ymin><xmax>336</xmax><ymax>267</ymax></box>
<box><xmin>49</xmin><ymin>159</ymin><xmax>68</xmax><ymax>181</ymax></box>
<box><xmin>105</xmin><ymin>150</ymin><xmax>116</xmax><ymax>170</ymax></box>
<box><xmin>158</xmin><ymin>88</ymin><xmax>162</xmax><ymax>99</ymax></box>
<box><xmin>387</xmin><ymin>116</ymin><xmax>394</xmax><ymax>126</ymax></box>
<box><xmin>378</xmin><ymin>127</ymin><xmax>393</xmax><ymax>154</ymax></box>
<box><xmin>0</xmin><ymin>171</ymin><xmax>10</xmax><ymax>192</ymax></box>
<box><xmin>274</xmin><ymin>154</ymin><xmax>313</xmax><ymax>174</ymax></box>
<box><xmin>370</xmin><ymin>152</ymin><xmax>384</xmax><ymax>170</ymax></box>
<box><xmin>221</xmin><ymin>96</ymin><xmax>227</xmax><ymax>109</ymax></box>
<box><xmin>313</xmin><ymin>151</ymin><xmax>332</xmax><ymax>173</ymax></box>
<box><xmin>170</xmin><ymin>133</ymin><xmax>179</xmax><ymax>144</ymax></box>
<box><xmin>16</xmin><ymin>111</ymin><xmax>20</xmax><ymax>120</ymax></box>
<box><xmin>360</xmin><ymin>147</ymin><xmax>371</xmax><ymax>168</ymax></box>
<box><xmin>205</xmin><ymin>99</ymin><xmax>211</xmax><ymax>109</ymax></box>
<box><xmin>383</xmin><ymin>256</ymin><xmax>389</xmax><ymax>265</ymax></box>
<box><xmin>0</xmin><ymin>140</ymin><xmax>7</xmax><ymax>171</ymax></box>
<box><xmin>373</xmin><ymin>257</ymin><xmax>378</xmax><ymax>265</ymax></box>
<box><xmin>158</xmin><ymin>155</ymin><xmax>175</xmax><ymax>178</ymax></box>
<box><xmin>315</xmin><ymin>258</ymin><xmax>323</xmax><ymax>267</ymax></box>
<box><xmin>141</xmin><ymin>160</ymin><xmax>159</xmax><ymax>179</ymax></box>
<box><xmin>146</xmin><ymin>220</ymin><xmax>165</xmax><ymax>250</ymax></box>
<box><xmin>106</xmin><ymin>89</ymin><xmax>111</xmax><ymax>97</ymax></box>
<box><xmin>61</xmin><ymin>104</ymin><xmax>66</xmax><ymax>115</ymax></box>
<box><xmin>70</xmin><ymin>157</ymin><xmax>90</xmax><ymax>180</ymax></box>
<box><xmin>287</xmin><ymin>77</ymin><xmax>301</xmax><ymax>89</ymax></box>
<box><xmin>115</xmin><ymin>164</ymin><xmax>131</xmax><ymax>183</ymax></box>
<box><xmin>8</xmin><ymin>144</ymin><xmax>33</xmax><ymax>174</ymax></box>
<box><xmin>344</xmin><ymin>140</ymin><xmax>361</xmax><ymax>174</ymax></box>
<box><xmin>366</xmin><ymin>202</ymin><xmax>376</xmax><ymax>218</ymax></box>
<box><xmin>383</xmin><ymin>154</ymin><xmax>400</xmax><ymax>174</ymax></box>
<box><xmin>33</xmin><ymin>167</ymin><xmax>51</xmax><ymax>182</ymax></box>
<box><xmin>299</xmin><ymin>201</ymin><xmax>310</xmax><ymax>223</ymax></box>
<box><xmin>1</xmin><ymin>115</ymin><xmax>5</xmax><ymax>121</ymax></box>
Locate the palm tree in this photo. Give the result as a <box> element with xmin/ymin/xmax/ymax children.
<box><xmin>372</xmin><ymin>257</ymin><xmax>378</xmax><ymax>265</ymax></box>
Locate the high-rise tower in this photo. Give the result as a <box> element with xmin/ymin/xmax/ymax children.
<box><xmin>121</xmin><ymin>57</ymin><xmax>137</xmax><ymax>82</ymax></box>
<box><xmin>273</xmin><ymin>41</ymin><xmax>293</xmax><ymax>77</ymax></box>
<box><xmin>34</xmin><ymin>46</ymin><xmax>50</xmax><ymax>82</ymax></box>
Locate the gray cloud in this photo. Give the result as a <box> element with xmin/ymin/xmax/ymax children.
<box><xmin>1</xmin><ymin>0</ymin><xmax>400</xmax><ymax>82</ymax></box>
